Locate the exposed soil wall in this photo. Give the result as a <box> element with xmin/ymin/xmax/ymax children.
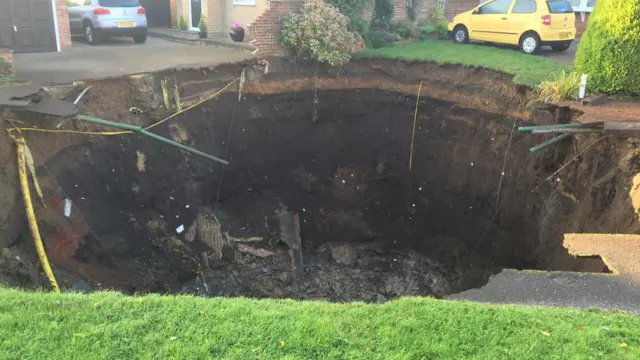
<box><xmin>1</xmin><ymin>59</ymin><xmax>639</xmax><ymax>300</ymax></box>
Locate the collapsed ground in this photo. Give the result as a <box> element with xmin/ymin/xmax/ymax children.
<box><xmin>1</xmin><ymin>59</ymin><xmax>639</xmax><ymax>302</ymax></box>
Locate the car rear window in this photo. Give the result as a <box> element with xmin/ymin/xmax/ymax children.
<box><xmin>547</xmin><ymin>0</ymin><xmax>574</xmax><ymax>13</ymax></box>
<box><xmin>98</xmin><ymin>0</ymin><xmax>140</xmax><ymax>7</ymax></box>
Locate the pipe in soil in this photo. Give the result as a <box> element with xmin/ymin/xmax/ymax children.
<box><xmin>1</xmin><ymin>60</ymin><xmax>639</xmax><ymax>302</ymax></box>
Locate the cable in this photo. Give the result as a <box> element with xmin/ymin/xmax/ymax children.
<box><xmin>495</xmin><ymin>118</ymin><xmax>517</xmax><ymax>215</ymax></box>
<box><xmin>409</xmin><ymin>81</ymin><xmax>424</xmax><ymax>170</ymax></box>
<box><xmin>8</xmin><ymin>78</ymin><xmax>240</xmax><ymax>137</ymax></box>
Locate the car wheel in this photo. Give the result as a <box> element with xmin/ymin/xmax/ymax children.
<box><xmin>551</xmin><ymin>42</ymin><xmax>571</xmax><ymax>52</ymax></box>
<box><xmin>133</xmin><ymin>33</ymin><xmax>147</xmax><ymax>44</ymax></box>
<box><xmin>519</xmin><ymin>33</ymin><xmax>541</xmax><ymax>54</ymax></box>
<box><xmin>84</xmin><ymin>23</ymin><xmax>101</xmax><ymax>45</ymax></box>
<box><xmin>453</xmin><ymin>26</ymin><xmax>469</xmax><ymax>44</ymax></box>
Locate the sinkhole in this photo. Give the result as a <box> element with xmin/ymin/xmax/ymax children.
<box><xmin>5</xmin><ymin>66</ymin><xmax>638</xmax><ymax>301</ymax></box>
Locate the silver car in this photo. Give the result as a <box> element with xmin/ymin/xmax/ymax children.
<box><xmin>68</xmin><ymin>0</ymin><xmax>148</xmax><ymax>45</ymax></box>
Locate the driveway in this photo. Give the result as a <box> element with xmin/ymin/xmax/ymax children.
<box><xmin>14</xmin><ymin>37</ymin><xmax>253</xmax><ymax>85</ymax></box>
<box><xmin>542</xmin><ymin>38</ymin><xmax>579</xmax><ymax>66</ymax></box>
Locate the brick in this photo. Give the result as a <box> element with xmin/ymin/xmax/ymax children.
<box><xmin>0</xmin><ymin>49</ymin><xmax>14</xmax><ymax>77</ymax></box>
<box><xmin>56</xmin><ymin>0</ymin><xmax>72</xmax><ymax>50</ymax></box>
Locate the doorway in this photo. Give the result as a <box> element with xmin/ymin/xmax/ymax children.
<box><xmin>189</xmin><ymin>0</ymin><xmax>201</xmax><ymax>31</ymax></box>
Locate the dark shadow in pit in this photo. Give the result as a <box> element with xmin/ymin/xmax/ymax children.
<box><xmin>32</xmin><ymin>89</ymin><xmax>638</xmax><ymax>301</ymax></box>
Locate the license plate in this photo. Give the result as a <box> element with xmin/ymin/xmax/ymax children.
<box><xmin>559</xmin><ymin>32</ymin><xmax>570</xmax><ymax>39</ymax></box>
<box><xmin>117</xmin><ymin>21</ymin><xmax>135</xmax><ymax>28</ymax></box>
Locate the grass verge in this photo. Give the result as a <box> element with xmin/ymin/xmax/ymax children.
<box><xmin>0</xmin><ymin>289</ymin><xmax>638</xmax><ymax>359</ymax></box>
<box><xmin>356</xmin><ymin>40</ymin><xmax>568</xmax><ymax>87</ymax></box>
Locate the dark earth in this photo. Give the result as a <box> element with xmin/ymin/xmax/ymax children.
<box><xmin>3</xmin><ymin>74</ymin><xmax>639</xmax><ymax>301</ymax></box>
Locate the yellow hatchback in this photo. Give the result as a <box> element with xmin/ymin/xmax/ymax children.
<box><xmin>447</xmin><ymin>0</ymin><xmax>576</xmax><ymax>54</ymax></box>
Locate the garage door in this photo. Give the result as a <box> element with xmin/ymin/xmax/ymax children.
<box><xmin>0</xmin><ymin>0</ymin><xmax>57</xmax><ymax>53</ymax></box>
<box><xmin>138</xmin><ymin>0</ymin><xmax>171</xmax><ymax>28</ymax></box>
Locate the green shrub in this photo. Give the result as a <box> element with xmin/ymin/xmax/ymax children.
<box><xmin>198</xmin><ymin>16</ymin><xmax>207</xmax><ymax>33</ymax></box>
<box><xmin>368</xmin><ymin>29</ymin><xmax>399</xmax><ymax>48</ymax></box>
<box><xmin>434</xmin><ymin>20</ymin><xmax>449</xmax><ymax>39</ymax></box>
<box><xmin>418</xmin><ymin>21</ymin><xmax>448</xmax><ymax>40</ymax></box>
<box><xmin>280</xmin><ymin>0</ymin><xmax>358</xmax><ymax>67</ymax></box>
<box><xmin>178</xmin><ymin>15</ymin><xmax>188</xmax><ymax>31</ymax></box>
<box><xmin>406</xmin><ymin>0</ymin><xmax>418</xmax><ymax>21</ymax></box>
<box><xmin>372</xmin><ymin>0</ymin><xmax>394</xmax><ymax>30</ymax></box>
<box><xmin>429</xmin><ymin>8</ymin><xmax>445</xmax><ymax>23</ymax></box>
<box><xmin>392</xmin><ymin>20</ymin><xmax>420</xmax><ymax>39</ymax></box>
<box><xmin>538</xmin><ymin>70</ymin><xmax>581</xmax><ymax>103</ymax></box>
<box><xmin>574</xmin><ymin>0</ymin><xmax>640</xmax><ymax>96</ymax></box>
<box><xmin>325</xmin><ymin>0</ymin><xmax>371</xmax><ymax>36</ymax></box>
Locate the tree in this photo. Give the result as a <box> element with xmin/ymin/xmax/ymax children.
<box><xmin>574</xmin><ymin>0</ymin><xmax>640</xmax><ymax>96</ymax></box>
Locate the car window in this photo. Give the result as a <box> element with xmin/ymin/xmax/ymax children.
<box><xmin>512</xmin><ymin>0</ymin><xmax>536</xmax><ymax>13</ymax></box>
<box><xmin>98</xmin><ymin>0</ymin><xmax>139</xmax><ymax>7</ymax></box>
<box><xmin>476</xmin><ymin>0</ymin><xmax>513</xmax><ymax>14</ymax></box>
<box><xmin>547</xmin><ymin>0</ymin><xmax>573</xmax><ymax>13</ymax></box>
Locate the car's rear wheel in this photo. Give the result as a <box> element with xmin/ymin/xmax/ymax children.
<box><xmin>453</xmin><ymin>26</ymin><xmax>469</xmax><ymax>44</ymax></box>
<box><xmin>519</xmin><ymin>32</ymin><xmax>540</xmax><ymax>54</ymax></box>
<box><xmin>84</xmin><ymin>23</ymin><xmax>101</xmax><ymax>45</ymax></box>
<box><xmin>133</xmin><ymin>33</ymin><xmax>147</xmax><ymax>44</ymax></box>
<box><xmin>551</xmin><ymin>42</ymin><xmax>571</xmax><ymax>52</ymax></box>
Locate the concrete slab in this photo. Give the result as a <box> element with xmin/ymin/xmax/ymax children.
<box><xmin>564</xmin><ymin>234</ymin><xmax>640</xmax><ymax>280</ymax></box>
<box><xmin>14</xmin><ymin>37</ymin><xmax>253</xmax><ymax>85</ymax></box>
<box><xmin>448</xmin><ymin>269</ymin><xmax>640</xmax><ymax>313</ymax></box>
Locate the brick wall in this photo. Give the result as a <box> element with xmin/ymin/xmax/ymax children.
<box><xmin>246</xmin><ymin>0</ymin><xmax>304</xmax><ymax>55</ymax></box>
<box><xmin>0</xmin><ymin>49</ymin><xmax>14</xmax><ymax>76</ymax></box>
<box><xmin>575</xmin><ymin>12</ymin><xmax>590</xmax><ymax>37</ymax></box>
<box><xmin>444</xmin><ymin>0</ymin><xmax>478</xmax><ymax>20</ymax></box>
<box><xmin>55</xmin><ymin>0</ymin><xmax>72</xmax><ymax>50</ymax></box>
<box><xmin>369</xmin><ymin>0</ymin><xmax>438</xmax><ymax>24</ymax></box>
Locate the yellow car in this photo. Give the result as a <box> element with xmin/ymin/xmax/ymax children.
<box><xmin>447</xmin><ymin>0</ymin><xmax>576</xmax><ymax>54</ymax></box>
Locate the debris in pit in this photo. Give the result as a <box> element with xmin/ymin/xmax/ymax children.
<box><xmin>191</xmin><ymin>207</ymin><xmax>228</xmax><ymax>260</ymax></box>
<box><xmin>236</xmin><ymin>244</ymin><xmax>275</xmax><ymax>258</ymax></box>
<box><xmin>330</xmin><ymin>243</ymin><xmax>358</xmax><ymax>266</ymax></box>
<box><xmin>276</xmin><ymin>271</ymin><xmax>293</xmax><ymax>285</ymax></box>
<box><xmin>136</xmin><ymin>151</ymin><xmax>146</xmax><ymax>172</ymax></box>
<box><xmin>279</xmin><ymin>209</ymin><xmax>303</xmax><ymax>282</ymax></box>
<box><xmin>291</xmin><ymin>165</ymin><xmax>318</xmax><ymax>193</ymax></box>
<box><xmin>226</xmin><ymin>235</ymin><xmax>263</xmax><ymax>242</ymax></box>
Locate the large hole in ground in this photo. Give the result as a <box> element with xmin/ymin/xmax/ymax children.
<box><xmin>24</xmin><ymin>86</ymin><xmax>639</xmax><ymax>301</ymax></box>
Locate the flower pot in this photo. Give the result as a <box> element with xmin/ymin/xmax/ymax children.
<box><xmin>199</xmin><ymin>32</ymin><xmax>208</xmax><ymax>39</ymax></box>
<box><xmin>229</xmin><ymin>29</ymin><xmax>245</xmax><ymax>42</ymax></box>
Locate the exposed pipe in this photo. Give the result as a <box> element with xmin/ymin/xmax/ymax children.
<box><xmin>75</xmin><ymin>115</ymin><xmax>229</xmax><ymax>165</ymax></box>
<box><xmin>13</xmin><ymin>136</ymin><xmax>60</xmax><ymax>292</ymax></box>
<box><xmin>529</xmin><ymin>133</ymin><xmax>572</xmax><ymax>153</ymax></box>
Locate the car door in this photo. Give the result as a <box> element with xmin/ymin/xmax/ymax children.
<box><xmin>468</xmin><ymin>0</ymin><xmax>515</xmax><ymax>43</ymax></box>
<box><xmin>506</xmin><ymin>0</ymin><xmax>537</xmax><ymax>45</ymax></box>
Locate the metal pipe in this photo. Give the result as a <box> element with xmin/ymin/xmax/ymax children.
<box><xmin>518</xmin><ymin>123</ymin><xmax>585</xmax><ymax>132</ymax></box>
<box><xmin>75</xmin><ymin>115</ymin><xmax>229</xmax><ymax>165</ymax></box>
<box><xmin>529</xmin><ymin>133</ymin><xmax>572</xmax><ymax>153</ymax></box>
<box><xmin>531</xmin><ymin>128</ymin><xmax>599</xmax><ymax>134</ymax></box>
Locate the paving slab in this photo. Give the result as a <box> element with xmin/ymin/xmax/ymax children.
<box><xmin>448</xmin><ymin>269</ymin><xmax>640</xmax><ymax>313</ymax></box>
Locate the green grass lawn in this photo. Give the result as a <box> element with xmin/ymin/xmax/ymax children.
<box><xmin>356</xmin><ymin>40</ymin><xmax>569</xmax><ymax>87</ymax></box>
<box><xmin>0</xmin><ymin>289</ymin><xmax>638</xmax><ymax>359</ymax></box>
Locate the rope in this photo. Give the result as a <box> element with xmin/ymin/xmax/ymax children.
<box><xmin>8</xmin><ymin>77</ymin><xmax>241</xmax><ymax>137</ymax></box>
<box><xmin>409</xmin><ymin>81</ymin><xmax>423</xmax><ymax>170</ymax></box>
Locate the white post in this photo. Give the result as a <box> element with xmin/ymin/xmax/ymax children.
<box><xmin>579</xmin><ymin>74</ymin><xmax>588</xmax><ymax>100</ymax></box>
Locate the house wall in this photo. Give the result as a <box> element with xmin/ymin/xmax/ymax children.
<box><xmin>246</xmin><ymin>0</ymin><xmax>304</xmax><ymax>55</ymax></box>
<box><xmin>444</xmin><ymin>0</ymin><xmax>478</xmax><ymax>20</ymax></box>
<box><xmin>54</xmin><ymin>0</ymin><xmax>72</xmax><ymax>50</ymax></box>
<box><xmin>232</xmin><ymin>1</ymin><xmax>269</xmax><ymax>30</ymax></box>
<box><xmin>575</xmin><ymin>12</ymin><xmax>590</xmax><ymax>36</ymax></box>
